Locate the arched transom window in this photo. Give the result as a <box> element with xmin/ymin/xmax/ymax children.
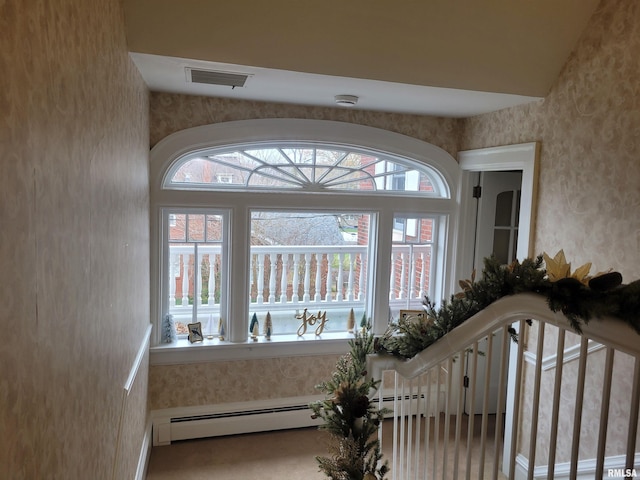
<box><xmin>150</xmin><ymin>119</ymin><xmax>459</xmax><ymax>361</ymax></box>
<box><xmin>165</xmin><ymin>143</ymin><xmax>449</xmax><ymax>197</ymax></box>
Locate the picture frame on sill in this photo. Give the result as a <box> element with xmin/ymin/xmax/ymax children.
<box><xmin>187</xmin><ymin>322</ymin><xmax>203</xmax><ymax>343</ymax></box>
<box><xmin>399</xmin><ymin>309</ymin><xmax>428</xmax><ymax>323</ymax></box>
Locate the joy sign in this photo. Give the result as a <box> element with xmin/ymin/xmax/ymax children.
<box><xmin>296</xmin><ymin>308</ymin><xmax>329</xmax><ymax>336</ymax></box>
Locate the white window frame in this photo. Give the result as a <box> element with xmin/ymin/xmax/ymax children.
<box><xmin>149</xmin><ymin>119</ymin><xmax>460</xmax><ymax>364</ymax></box>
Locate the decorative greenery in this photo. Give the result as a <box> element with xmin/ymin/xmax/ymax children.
<box><xmin>378</xmin><ymin>251</ymin><xmax>640</xmax><ymax>359</ymax></box>
<box><xmin>310</xmin><ymin>331</ymin><xmax>389</xmax><ymax>480</ymax></box>
<box><xmin>312</xmin><ymin>250</ymin><xmax>640</xmax><ymax>477</ymax></box>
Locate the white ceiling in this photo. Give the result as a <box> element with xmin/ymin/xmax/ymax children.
<box><xmin>125</xmin><ymin>0</ymin><xmax>600</xmax><ymax>118</ymax></box>
<box><xmin>131</xmin><ymin>52</ymin><xmax>543</xmax><ymax>118</ymax></box>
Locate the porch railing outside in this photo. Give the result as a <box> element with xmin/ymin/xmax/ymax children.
<box><xmin>167</xmin><ymin>243</ymin><xmax>431</xmax><ymax>333</ymax></box>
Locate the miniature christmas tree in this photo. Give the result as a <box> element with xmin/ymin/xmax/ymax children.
<box><xmin>249</xmin><ymin>313</ymin><xmax>258</xmax><ymax>335</ymax></box>
<box><xmin>161</xmin><ymin>314</ymin><xmax>176</xmax><ymax>343</ymax></box>
<box><xmin>252</xmin><ymin>322</ymin><xmax>259</xmax><ymax>341</ymax></box>
<box><xmin>347</xmin><ymin>308</ymin><xmax>355</xmax><ymax>333</ymax></box>
<box><xmin>359</xmin><ymin>313</ymin><xmax>369</xmax><ymax>334</ymax></box>
<box><xmin>264</xmin><ymin>312</ymin><xmax>273</xmax><ymax>340</ymax></box>
<box><xmin>218</xmin><ymin>318</ymin><xmax>225</xmax><ymax>341</ymax></box>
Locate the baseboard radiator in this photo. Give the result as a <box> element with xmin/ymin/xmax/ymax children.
<box><xmin>151</xmin><ymin>390</ymin><xmax>441</xmax><ymax>446</ymax></box>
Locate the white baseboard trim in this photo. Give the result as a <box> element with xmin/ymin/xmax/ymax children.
<box><xmin>150</xmin><ymin>388</ymin><xmax>439</xmax><ymax>446</ymax></box>
<box><xmin>515</xmin><ymin>452</ymin><xmax>640</xmax><ymax>480</ymax></box>
<box><xmin>151</xmin><ymin>395</ymin><xmax>325</xmax><ymax>446</ymax></box>
<box><xmin>136</xmin><ymin>419</ymin><xmax>152</xmax><ymax>480</ymax></box>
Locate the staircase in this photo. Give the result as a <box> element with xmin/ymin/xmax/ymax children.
<box><xmin>367</xmin><ymin>293</ymin><xmax>640</xmax><ymax>479</ymax></box>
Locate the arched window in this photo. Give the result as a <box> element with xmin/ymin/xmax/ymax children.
<box><xmin>150</xmin><ymin>119</ymin><xmax>459</xmax><ymax>361</ymax></box>
<box><xmin>165</xmin><ymin>143</ymin><xmax>449</xmax><ymax>196</ymax></box>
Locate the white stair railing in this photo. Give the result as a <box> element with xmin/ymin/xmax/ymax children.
<box><xmin>368</xmin><ymin>293</ymin><xmax>640</xmax><ymax>480</ymax></box>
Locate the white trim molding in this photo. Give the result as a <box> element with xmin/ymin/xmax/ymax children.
<box><xmin>524</xmin><ymin>338</ymin><xmax>606</xmax><ymax>371</ymax></box>
<box><xmin>515</xmin><ymin>453</ymin><xmax>640</xmax><ymax>480</ymax></box>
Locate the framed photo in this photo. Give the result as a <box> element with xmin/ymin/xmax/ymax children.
<box><xmin>399</xmin><ymin>309</ymin><xmax>427</xmax><ymax>323</ymax></box>
<box><xmin>187</xmin><ymin>322</ymin><xmax>203</xmax><ymax>343</ymax></box>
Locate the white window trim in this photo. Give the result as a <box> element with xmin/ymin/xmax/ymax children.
<box><xmin>150</xmin><ymin>119</ymin><xmax>460</xmax><ymax>363</ymax></box>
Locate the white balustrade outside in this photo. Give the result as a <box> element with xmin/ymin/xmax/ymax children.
<box><xmin>167</xmin><ymin>243</ymin><xmax>431</xmax><ymax>331</ymax></box>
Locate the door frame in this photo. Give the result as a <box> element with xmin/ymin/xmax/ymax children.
<box><xmin>455</xmin><ymin>142</ymin><xmax>540</xmax><ymax>282</ymax></box>
<box><xmin>455</xmin><ymin>141</ymin><xmax>540</xmax><ymax>475</ymax></box>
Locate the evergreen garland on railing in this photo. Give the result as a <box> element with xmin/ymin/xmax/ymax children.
<box><xmin>311</xmin><ymin>251</ymin><xmax>640</xmax><ymax>478</ymax></box>
<box><xmin>377</xmin><ymin>251</ymin><xmax>640</xmax><ymax>360</ymax></box>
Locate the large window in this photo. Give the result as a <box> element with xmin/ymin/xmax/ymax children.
<box><xmin>150</xmin><ymin>120</ymin><xmax>459</xmax><ymax>359</ymax></box>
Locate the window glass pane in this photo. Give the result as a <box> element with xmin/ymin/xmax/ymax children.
<box><xmin>389</xmin><ymin>216</ymin><xmax>435</xmax><ymax>321</ymax></box>
<box><xmin>167</xmin><ymin>211</ymin><xmax>225</xmax><ymax>338</ymax></box>
<box><xmin>167</xmin><ymin>145</ymin><xmax>445</xmax><ymax>197</ymax></box>
<box><xmin>248</xmin><ymin>210</ymin><xmax>371</xmax><ymax>335</ymax></box>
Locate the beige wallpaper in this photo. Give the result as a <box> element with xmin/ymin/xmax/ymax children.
<box><xmin>149</xmin><ymin>354</ymin><xmax>341</xmax><ymax>409</ymax></box>
<box><xmin>150</xmin><ymin>93</ymin><xmax>461</xmax><ymax>157</ymax></box>
<box><xmin>1</xmin><ymin>1</ymin><xmax>150</xmax><ymax>479</ymax></box>
<box><xmin>461</xmin><ymin>0</ymin><xmax>640</xmax><ymax>282</ymax></box>
<box><xmin>461</xmin><ymin>0</ymin><xmax>640</xmax><ymax>465</ymax></box>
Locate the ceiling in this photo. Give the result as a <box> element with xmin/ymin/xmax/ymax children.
<box><xmin>125</xmin><ymin>0</ymin><xmax>600</xmax><ymax>118</ymax></box>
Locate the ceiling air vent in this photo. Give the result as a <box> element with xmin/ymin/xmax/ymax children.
<box><xmin>187</xmin><ymin>68</ymin><xmax>250</xmax><ymax>88</ymax></box>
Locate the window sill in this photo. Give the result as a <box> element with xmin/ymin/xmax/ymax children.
<box><xmin>150</xmin><ymin>332</ymin><xmax>357</xmax><ymax>365</ymax></box>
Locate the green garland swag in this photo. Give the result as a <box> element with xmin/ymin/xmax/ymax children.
<box><xmin>378</xmin><ymin>252</ymin><xmax>640</xmax><ymax>360</ymax></box>
<box><xmin>310</xmin><ymin>331</ymin><xmax>389</xmax><ymax>480</ymax></box>
<box><xmin>311</xmin><ymin>251</ymin><xmax>640</xmax><ymax>479</ymax></box>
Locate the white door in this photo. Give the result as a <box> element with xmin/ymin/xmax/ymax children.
<box><xmin>465</xmin><ymin>171</ymin><xmax>522</xmax><ymax>415</ymax></box>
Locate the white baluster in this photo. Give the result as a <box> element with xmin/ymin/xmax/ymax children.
<box><xmin>389</xmin><ymin>252</ymin><xmax>396</xmax><ymax>300</ymax></box>
<box><xmin>418</xmin><ymin>251</ymin><xmax>426</xmax><ymax>299</ymax></box>
<box><xmin>268</xmin><ymin>254</ymin><xmax>277</xmax><ymax>304</ymax></box>
<box><xmin>169</xmin><ymin>251</ymin><xmax>177</xmax><ymax>307</ymax></box>
<box><xmin>357</xmin><ymin>253</ymin><xmax>365</xmax><ymax>301</ymax></box>
<box><xmin>197</xmin><ymin>250</ymin><xmax>203</xmax><ymax>306</ymax></box>
<box><xmin>336</xmin><ymin>253</ymin><xmax>343</xmax><ymax>301</ymax></box>
<box><xmin>409</xmin><ymin>247</ymin><xmax>417</xmax><ymax>300</ymax></box>
<box><xmin>181</xmin><ymin>254</ymin><xmax>190</xmax><ymax>306</ymax></box>
<box><xmin>303</xmin><ymin>253</ymin><xmax>311</xmax><ymax>302</ymax></box>
<box><xmin>314</xmin><ymin>253</ymin><xmax>322</xmax><ymax>302</ymax></box>
<box><xmin>325</xmin><ymin>255</ymin><xmax>333</xmax><ymax>302</ymax></box>
<box><xmin>346</xmin><ymin>253</ymin><xmax>354</xmax><ymax>301</ymax></box>
<box><xmin>280</xmin><ymin>253</ymin><xmax>288</xmax><ymax>303</ymax></box>
<box><xmin>207</xmin><ymin>253</ymin><xmax>215</xmax><ymax>306</ymax></box>
<box><xmin>292</xmin><ymin>254</ymin><xmax>300</xmax><ymax>302</ymax></box>
<box><xmin>398</xmin><ymin>252</ymin><xmax>407</xmax><ymax>299</ymax></box>
<box><xmin>257</xmin><ymin>253</ymin><xmax>265</xmax><ymax>305</ymax></box>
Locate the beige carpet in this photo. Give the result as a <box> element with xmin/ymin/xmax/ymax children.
<box><xmin>145</xmin><ymin>415</ymin><xmax>507</xmax><ymax>479</ymax></box>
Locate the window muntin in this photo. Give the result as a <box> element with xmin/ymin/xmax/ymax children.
<box><xmin>165</xmin><ymin>144</ymin><xmax>445</xmax><ymax>197</ymax></box>
<box><xmin>165</xmin><ymin>211</ymin><xmax>227</xmax><ymax>338</ymax></box>
<box><xmin>389</xmin><ymin>216</ymin><xmax>437</xmax><ymax>320</ymax></box>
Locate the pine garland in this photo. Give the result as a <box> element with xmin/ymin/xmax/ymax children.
<box><xmin>310</xmin><ymin>332</ymin><xmax>389</xmax><ymax>480</ymax></box>
<box><xmin>378</xmin><ymin>253</ymin><xmax>640</xmax><ymax>360</ymax></box>
<box><xmin>311</xmin><ymin>251</ymin><xmax>640</xmax><ymax>476</ymax></box>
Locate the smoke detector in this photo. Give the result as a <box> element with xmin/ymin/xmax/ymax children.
<box><xmin>334</xmin><ymin>95</ymin><xmax>359</xmax><ymax>106</ymax></box>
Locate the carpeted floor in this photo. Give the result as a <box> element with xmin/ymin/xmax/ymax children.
<box><xmin>145</xmin><ymin>415</ymin><xmax>507</xmax><ymax>479</ymax></box>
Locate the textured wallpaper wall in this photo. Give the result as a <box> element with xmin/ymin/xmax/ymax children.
<box><xmin>1</xmin><ymin>1</ymin><xmax>150</xmax><ymax>479</ymax></box>
<box><xmin>461</xmin><ymin>0</ymin><xmax>640</xmax><ymax>465</ymax></box>
<box><xmin>461</xmin><ymin>0</ymin><xmax>640</xmax><ymax>281</ymax></box>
